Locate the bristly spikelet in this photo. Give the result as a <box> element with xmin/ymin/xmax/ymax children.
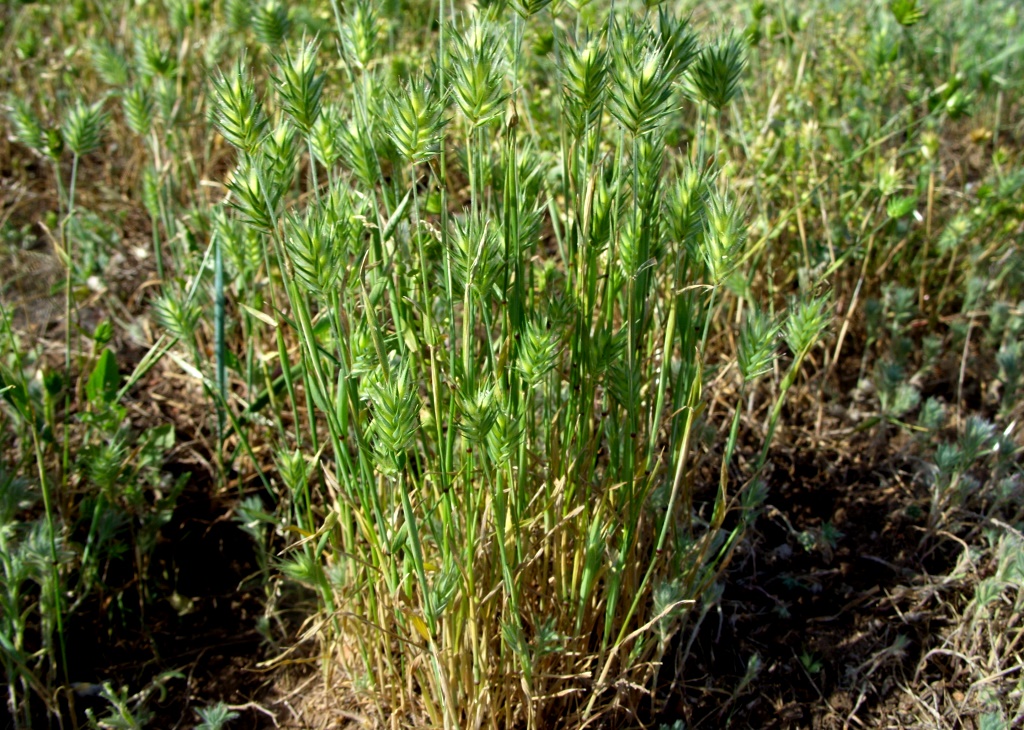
<box><xmin>214</xmin><ymin>209</ymin><xmax>261</xmax><ymax>279</ymax></box>
<box><xmin>456</xmin><ymin>381</ymin><xmax>497</xmax><ymax>443</ymax></box>
<box><xmin>560</xmin><ymin>36</ymin><xmax>608</xmax><ymax>139</ymax></box>
<box><xmin>666</xmin><ymin>162</ymin><xmax>712</xmax><ymax>254</ymax></box>
<box><xmin>737</xmin><ymin>308</ymin><xmax>778</xmax><ymax>382</ymax></box>
<box><xmin>449</xmin><ymin>213</ymin><xmax>502</xmax><ymax>299</ymax></box>
<box><xmin>275</xmin><ymin>449</ymin><xmax>311</xmax><ymax>495</ymax></box>
<box><xmin>88</xmin><ymin>40</ymin><xmax>130</xmax><ymax>87</ymax></box>
<box><xmin>517</xmin><ymin>319</ymin><xmax>559</xmax><ymax>387</ymax></box>
<box><xmin>320</xmin><ymin>180</ymin><xmax>361</xmax><ymax>251</ymax></box>
<box><xmin>634</xmin><ymin>132</ymin><xmax>665</xmax><ymax>213</ymax></box>
<box><xmin>284</xmin><ymin>209</ymin><xmax>343</xmax><ymax>297</ymax></box>
<box><xmin>252</xmin><ymin>0</ymin><xmax>291</xmax><ymax>47</ymax></box>
<box><xmin>607</xmin><ymin>17</ymin><xmax>676</xmax><ymax>136</ymax></box>
<box><xmin>133</xmin><ymin>29</ymin><xmax>177</xmax><ymax>79</ymax></box>
<box><xmin>889</xmin><ymin>0</ymin><xmax>925</xmax><ymax>27</ymax></box>
<box><xmin>211</xmin><ymin>60</ymin><xmax>268</xmax><ymax>155</ymax></box>
<box><xmin>485</xmin><ymin>393</ymin><xmax>522</xmax><ymax>464</ymax></box>
<box><xmin>272</xmin><ymin>40</ymin><xmax>325</xmax><ymax>135</ymax></box>
<box><xmin>512</xmin><ymin>0</ymin><xmax>552</xmax><ymax>20</ymax></box>
<box><xmin>784</xmin><ymin>295</ymin><xmax>830</xmax><ymax>358</ymax></box>
<box><xmin>337</xmin><ymin>116</ymin><xmax>379</xmax><ymax>187</ymax></box>
<box><xmin>223</xmin><ymin>0</ymin><xmax>251</xmax><ymax>33</ymax></box>
<box><xmin>363</xmin><ymin>365</ymin><xmax>420</xmax><ymax>476</ymax></box>
<box><xmin>166</xmin><ymin>0</ymin><xmax>195</xmax><ymax>34</ymax></box>
<box><xmin>6</xmin><ymin>97</ymin><xmax>46</xmax><ymax>155</ymax></box>
<box><xmin>448</xmin><ymin>16</ymin><xmax>508</xmax><ymax>128</ymax></box>
<box><xmin>341</xmin><ymin>0</ymin><xmax>381</xmax><ymax>70</ymax></box>
<box><xmin>618</xmin><ymin>214</ymin><xmax>643</xmax><ymax>277</ymax></box>
<box><xmin>383</xmin><ymin>75</ymin><xmax>447</xmax><ymax>164</ymax></box>
<box><xmin>227</xmin><ymin>154</ymin><xmax>281</xmax><ymax>232</ymax></box>
<box><xmin>263</xmin><ymin>121</ymin><xmax>299</xmax><ymax>190</ymax></box>
<box><xmin>606</xmin><ymin>11</ymin><xmax>695</xmax><ymax>137</ymax></box>
<box><xmin>142</xmin><ymin>166</ymin><xmax>162</xmax><ymax>219</ymax></box>
<box><xmin>310</xmin><ymin>103</ymin><xmax>344</xmax><ymax>169</ymax></box>
<box><xmin>122</xmin><ymin>85</ymin><xmax>155</xmax><ymax>137</ymax></box>
<box><xmin>702</xmin><ymin>191</ymin><xmax>744</xmax><ymax>285</ymax></box>
<box><xmin>687</xmin><ymin>33</ymin><xmax>746</xmax><ymax>111</ymax></box>
<box><xmin>151</xmin><ymin>292</ymin><xmax>200</xmax><ymax>340</ymax></box>
<box><xmin>656</xmin><ymin>8</ymin><xmax>699</xmax><ymax>79</ymax></box>
<box><xmin>61</xmin><ymin>100</ymin><xmax>107</xmax><ymax>157</ymax></box>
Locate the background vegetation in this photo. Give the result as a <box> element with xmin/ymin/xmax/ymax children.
<box><xmin>0</xmin><ymin>0</ymin><xmax>1021</xmax><ymax>727</ymax></box>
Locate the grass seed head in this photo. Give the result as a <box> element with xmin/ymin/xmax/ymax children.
<box><xmin>264</xmin><ymin>121</ymin><xmax>299</xmax><ymax>189</ymax></box>
<box><xmin>211</xmin><ymin>60</ymin><xmax>268</xmax><ymax>155</ymax></box>
<box><xmin>310</xmin><ymin>103</ymin><xmax>344</xmax><ymax>169</ymax></box>
<box><xmin>6</xmin><ymin>97</ymin><xmax>46</xmax><ymax>156</ymax></box>
<box><xmin>122</xmin><ymin>85</ymin><xmax>155</xmax><ymax>138</ymax></box>
<box><xmin>449</xmin><ymin>17</ymin><xmax>508</xmax><ymax>129</ymax></box>
<box><xmin>88</xmin><ymin>39</ymin><xmax>130</xmax><ymax>87</ymax></box>
<box><xmin>687</xmin><ymin>32</ymin><xmax>746</xmax><ymax>111</ymax></box>
<box><xmin>61</xmin><ymin>100</ymin><xmax>107</xmax><ymax>157</ymax></box>
<box><xmin>517</xmin><ymin>318</ymin><xmax>559</xmax><ymax>387</ymax></box>
<box><xmin>702</xmin><ymin>191</ymin><xmax>744</xmax><ymax>285</ymax></box>
<box><xmin>273</xmin><ymin>39</ymin><xmax>325</xmax><ymax>135</ymax></box>
<box><xmin>223</xmin><ymin>0</ymin><xmax>251</xmax><ymax>32</ymax></box>
<box><xmin>285</xmin><ymin>209</ymin><xmax>342</xmax><ymax>297</ymax></box>
<box><xmin>364</xmin><ymin>365</ymin><xmax>420</xmax><ymax>476</ymax></box>
<box><xmin>252</xmin><ymin>0</ymin><xmax>291</xmax><ymax>47</ymax></box>
<box><xmin>560</xmin><ymin>36</ymin><xmax>608</xmax><ymax>138</ymax></box>
<box><xmin>134</xmin><ymin>29</ymin><xmax>177</xmax><ymax>79</ymax></box>
<box><xmin>227</xmin><ymin>154</ymin><xmax>281</xmax><ymax>232</ymax></box>
<box><xmin>383</xmin><ymin>74</ymin><xmax>447</xmax><ymax>164</ymax></box>
<box><xmin>152</xmin><ymin>293</ymin><xmax>200</xmax><ymax>341</ymax></box>
<box><xmin>341</xmin><ymin>0</ymin><xmax>381</xmax><ymax>70</ymax></box>
<box><xmin>784</xmin><ymin>294</ymin><xmax>830</xmax><ymax>359</ymax></box>
<box><xmin>738</xmin><ymin>309</ymin><xmax>778</xmax><ymax>383</ymax></box>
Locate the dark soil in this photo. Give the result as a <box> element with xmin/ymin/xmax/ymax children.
<box><xmin>57</xmin><ymin>478</ymin><xmax>270</xmax><ymax>730</ymax></box>
<box><xmin>661</xmin><ymin>438</ymin><xmax>964</xmax><ymax>729</ymax></box>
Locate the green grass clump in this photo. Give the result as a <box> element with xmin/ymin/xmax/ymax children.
<box><xmin>0</xmin><ymin>0</ymin><xmax>1022</xmax><ymax>727</ymax></box>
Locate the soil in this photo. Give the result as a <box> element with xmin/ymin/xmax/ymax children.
<box><xmin>662</xmin><ymin>439</ymin><xmax>962</xmax><ymax>729</ymax></box>
<box><xmin>58</xmin><ymin>476</ymin><xmax>270</xmax><ymax>730</ymax></box>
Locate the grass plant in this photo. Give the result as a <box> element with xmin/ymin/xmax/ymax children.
<box><xmin>0</xmin><ymin>0</ymin><xmax>1021</xmax><ymax>727</ymax></box>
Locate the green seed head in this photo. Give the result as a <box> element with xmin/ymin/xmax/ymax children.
<box><xmin>560</xmin><ymin>36</ymin><xmax>608</xmax><ymax>138</ymax></box>
<box><xmin>456</xmin><ymin>381</ymin><xmax>498</xmax><ymax>443</ymax></box>
<box><xmin>122</xmin><ymin>85</ymin><xmax>155</xmax><ymax>138</ymax></box>
<box><xmin>784</xmin><ymin>295</ymin><xmax>830</xmax><ymax>359</ymax></box>
<box><xmin>666</xmin><ymin>162</ymin><xmax>712</xmax><ymax>252</ymax></box>
<box><xmin>61</xmin><ymin>100</ymin><xmax>107</xmax><ymax>157</ymax></box>
<box><xmin>89</xmin><ymin>39</ymin><xmax>130</xmax><ymax>87</ymax></box>
<box><xmin>449</xmin><ymin>17</ymin><xmax>508</xmax><ymax>129</ymax></box>
<box><xmin>687</xmin><ymin>33</ymin><xmax>746</xmax><ymax>111</ymax></box>
<box><xmin>702</xmin><ymin>191</ymin><xmax>744</xmax><ymax>285</ymax></box>
<box><xmin>383</xmin><ymin>75</ymin><xmax>447</xmax><ymax>164</ymax></box>
<box><xmin>607</xmin><ymin>14</ymin><xmax>692</xmax><ymax>136</ymax></box>
<box><xmin>253</xmin><ymin>0</ymin><xmax>291</xmax><ymax>47</ymax></box>
<box><xmin>264</xmin><ymin>121</ymin><xmax>299</xmax><ymax>190</ymax></box>
<box><xmin>364</xmin><ymin>365</ymin><xmax>420</xmax><ymax>477</ymax></box>
<box><xmin>134</xmin><ymin>29</ymin><xmax>177</xmax><ymax>79</ymax></box>
<box><xmin>737</xmin><ymin>309</ymin><xmax>778</xmax><ymax>383</ymax></box>
<box><xmin>223</xmin><ymin>0</ymin><xmax>251</xmax><ymax>32</ymax></box>
<box><xmin>152</xmin><ymin>292</ymin><xmax>200</xmax><ymax>340</ymax></box>
<box><xmin>285</xmin><ymin>209</ymin><xmax>342</xmax><ymax>297</ymax></box>
<box><xmin>211</xmin><ymin>59</ymin><xmax>268</xmax><ymax>155</ymax></box>
<box><xmin>227</xmin><ymin>154</ymin><xmax>281</xmax><ymax>232</ymax></box>
<box><xmin>6</xmin><ymin>97</ymin><xmax>46</xmax><ymax>155</ymax></box>
<box><xmin>341</xmin><ymin>0</ymin><xmax>381</xmax><ymax>69</ymax></box>
<box><xmin>273</xmin><ymin>39</ymin><xmax>325</xmax><ymax>135</ymax></box>
<box><xmin>517</xmin><ymin>319</ymin><xmax>559</xmax><ymax>387</ymax></box>
<box><xmin>310</xmin><ymin>103</ymin><xmax>344</xmax><ymax>169</ymax></box>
